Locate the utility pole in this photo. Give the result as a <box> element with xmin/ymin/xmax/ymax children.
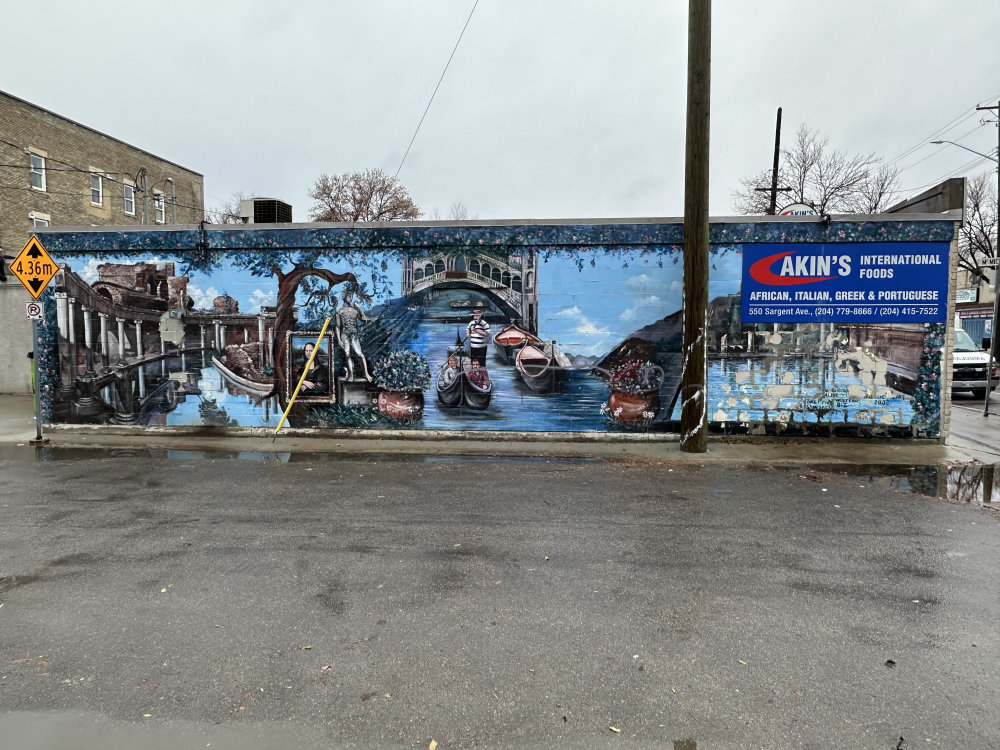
<box><xmin>754</xmin><ymin>107</ymin><xmax>791</xmax><ymax>213</ymax></box>
<box><xmin>680</xmin><ymin>0</ymin><xmax>711</xmax><ymax>453</ymax></box>
<box><xmin>975</xmin><ymin>99</ymin><xmax>999</xmax><ymax>416</ymax></box>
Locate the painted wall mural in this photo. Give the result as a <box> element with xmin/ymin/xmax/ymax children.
<box><xmin>34</xmin><ymin>219</ymin><xmax>955</xmax><ymax>437</ymax></box>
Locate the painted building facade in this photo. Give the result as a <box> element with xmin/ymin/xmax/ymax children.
<box><xmin>34</xmin><ymin>214</ymin><xmax>959</xmax><ymax>439</ymax></box>
<box><xmin>0</xmin><ymin>89</ymin><xmax>204</xmax><ymax>394</ymax></box>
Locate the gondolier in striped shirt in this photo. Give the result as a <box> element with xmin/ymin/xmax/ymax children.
<box><xmin>466</xmin><ymin>308</ymin><xmax>491</xmax><ymax>366</ymax></box>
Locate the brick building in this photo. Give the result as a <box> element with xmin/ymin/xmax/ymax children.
<box><xmin>0</xmin><ymin>89</ymin><xmax>204</xmax><ymax>393</ymax></box>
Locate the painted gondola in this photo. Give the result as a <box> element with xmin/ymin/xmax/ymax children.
<box><xmin>515</xmin><ymin>342</ymin><xmax>565</xmax><ymax>394</ymax></box>
<box><xmin>436</xmin><ymin>366</ymin><xmax>464</xmax><ymax>406</ymax></box>
<box><xmin>462</xmin><ymin>371</ymin><xmax>493</xmax><ymax>410</ymax></box>
<box><xmin>493</xmin><ymin>323</ymin><xmax>543</xmax><ymax>365</ymax></box>
<box><xmin>212</xmin><ymin>356</ymin><xmax>276</xmax><ymax>399</ymax></box>
<box><xmin>435</xmin><ymin>329</ymin><xmax>494</xmax><ymax>410</ymax></box>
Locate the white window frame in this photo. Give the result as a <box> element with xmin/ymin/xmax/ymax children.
<box><xmin>90</xmin><ymin>171</ymin><xmax>103</xmax><ymax>206</ymax></box>
<box><xmin>30</xmin><ymin>211</ymin><xmax>51</xmax><ymax>228</ymax></box>
<box><xmin>123</xmin><ymin>182</ymin><xmax>136</xmax><ymax>216</ymax></box>
<box><xmin>153</xmin><ymin>192</ymin><xmax>166</xmax><ymax>224</ymax></box>
<box><xmin>29</xmin><ymin>149</ymin><xmax>46</xmax><ymax>192</ymax></box>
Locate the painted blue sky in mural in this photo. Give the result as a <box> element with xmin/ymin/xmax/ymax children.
<box><xmin>71</xmin><ymin>248</ymin><xmax>743</xmax><ymax>358</ymax></box>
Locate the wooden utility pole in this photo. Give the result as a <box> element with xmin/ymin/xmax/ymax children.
<box><xmin>754</xmin><ymin>107</ymin><xmax>790</xmax><ymax>213</ymax></box>
<box><xmin>768</xmin><ymin>107</ymin><xmax>783</xmax><ymax>214</ymax></box>
<box><xmin>974</xmin><ymin>99</ymin><xmax>999</xmax><ymax>417</ymax></box>
<box><xmin>680</xmin><ymin>0</ymin><xmax>711</xmax><ymax>453</ymax></box>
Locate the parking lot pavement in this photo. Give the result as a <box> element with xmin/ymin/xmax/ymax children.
<box><xmin>0</xmin><ymin>449</ymin><xmax>997</xmax><ymax>748</ymax></box>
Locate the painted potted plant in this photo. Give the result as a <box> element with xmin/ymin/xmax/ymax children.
<box><xmin>372</xmin><ymin>349</ymin><xmax>431</xmax><ymax>423</ymax></box>
<box><xmin>605</xmin><ymin>358</ymin><xmax>664</xmax><ymax>424</ymax></box>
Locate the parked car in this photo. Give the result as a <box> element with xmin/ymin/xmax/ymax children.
<box><xmin>952</xmin><ymin>327</ymin><xmax>998</xmax><ymax>398</ymax></box>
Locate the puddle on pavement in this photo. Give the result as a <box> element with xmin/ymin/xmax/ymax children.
<box><xmin>0</xmin><ymin>443</ymin><xmax>597</xmax><ymax>466</ymax></box>
<box><xmin>779</xmin><ymin>462</ymin><xmax>998</xmax><ymax>510</ymax></box>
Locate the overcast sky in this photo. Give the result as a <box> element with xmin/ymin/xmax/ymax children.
<box><xmin>5</xmin><ymin>1</ymin><xmax>999</xmax><ymax>222</ymax></box>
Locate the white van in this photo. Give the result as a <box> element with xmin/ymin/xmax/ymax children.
<box><xmin>952</xmin><ymin>327</ymin><xmax>998</xmax><ymax>398</ymax></box>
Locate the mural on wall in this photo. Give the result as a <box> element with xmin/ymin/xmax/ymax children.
<box><xmin>34</xmin><ymin>221</ymin><xmax>953</xmax><ymax>437</ymax></box>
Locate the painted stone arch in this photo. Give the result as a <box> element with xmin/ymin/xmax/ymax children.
<box><xmin>481</xmin><ymin>262</ymin><xmax>492</xmax><ymax>279</ymax></box>
<box><xmin>434</xmin><ymin>258</ymin><xmax>445</xmax><ymax>274</ymax></box>
<box><xmin>470</xmin><ymin>258</ymin><xmax>481</xmax><ymax>274</ymax></box>
<box><xmin>525</xmin><ymin>271</ymin><xmax>534</xmax><ymax>292</ymax></box>
<box><xmin>491</xmin><ymin>267</ymin><xmax>502</xmax><ymax>283</ymax></box>
<box><xmin>512</xmin><ymin>274</ymin><xmax>522</xmax><ymax>292</ymax></box>
<box><xmin>424</xmin><ymin>262</ymin><xmax>434</xmax><ymax>277</ymax></box>
<box><xmin>414</xmin><ymin>266</ymin><xmax>424</xmax><ymax>281</ymax></box>
<box><xmin>454</xmin><ymin>255</ymin><xmax>467</xmax><ymax>271</ymax></box>
<box><xmin>502</xmin><ymin>270</ymin><xmax>511</xmax><ymax>287</ymax></box>
<box><xmin>91</xmin><ymin>283</ymin><xmax>124</xmax><ymax>304</ymax></box>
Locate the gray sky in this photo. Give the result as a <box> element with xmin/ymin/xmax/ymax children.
<box><xmin>5</xmin><ymin>0</ymin><xmax>999</xmax><ymax>221</ymax></box>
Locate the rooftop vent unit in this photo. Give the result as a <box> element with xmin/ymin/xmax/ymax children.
<box><xmin>239</xmin><ymin>198</ymin><xmax>293</xmax><ymax>224</ymax></box>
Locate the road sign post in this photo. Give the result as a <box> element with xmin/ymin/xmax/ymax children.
<box><xmin>10</xmin><ymin>235</ymin><xmax>58</xmax><ymax>299</ymax></box>
<box><xmin>29</xmin><ymin>318</ymin><xmax>47</xmax><ymax>445</ymax></box>
<box><xmin>11</xmin><ymin>237</ymin><xmax>55</xmax><ymax>445</ymax></box>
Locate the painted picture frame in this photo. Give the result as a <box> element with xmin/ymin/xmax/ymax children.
<box><xmin>286</xmin><ymin>332</ymin><xmax>336</xmax><ymax>403</ymax></box>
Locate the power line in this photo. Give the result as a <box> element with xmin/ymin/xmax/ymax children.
<box><xmin>394</xmin><ymin>0</ymin><xmax>478</xmax><ymax>179</ymax></box>
<box><xmin>886</xmin><ymin>92</ymin><xmax>1000</xmax><ymax>169</ymax></box>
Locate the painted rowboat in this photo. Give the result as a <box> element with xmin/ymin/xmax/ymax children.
<box><xmin>493</xmin><ymin>324</ymin><xmax>542</xmax><ymax>365</ymax></box>
<box><xmin>515</xmin><ymin>342</ymin><xmax>565</xmax><ymax>394</ymax></box>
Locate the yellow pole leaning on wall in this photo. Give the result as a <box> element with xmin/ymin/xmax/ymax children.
<box><xmin>274</xmin><ymin>317</ymin><xmax>332</xmax><ymax>439</ymax></box>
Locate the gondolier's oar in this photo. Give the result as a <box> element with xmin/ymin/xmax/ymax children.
<box><xmin>274</xmin><ymin>317</ymin><xmax>331</xmax><ymax>441</ymax></box>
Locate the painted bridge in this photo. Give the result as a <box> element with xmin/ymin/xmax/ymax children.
<box><xmin>400</xmin><ymin>249</ymin><xmax>539</xmax><ymax>332</ymax></box>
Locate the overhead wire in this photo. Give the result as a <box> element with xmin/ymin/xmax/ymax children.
<box><xmin>0</xmin><ymin>134</ymin><xmax>215</xmax><ymax>218</ymax></box>
<box><xmin>886</xmin><ymin>91</ymin><xmax>1000</xmax><ymax>168</ymax></box>
<box><xmin>394</xmin><ymin>0</ymin><xmax>478</xmax><ymax>179</ymax></box>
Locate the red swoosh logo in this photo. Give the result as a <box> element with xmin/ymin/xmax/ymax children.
<box><xmin>749</xmin><ymin>251</ymin><xmax>835</xmax><ymax>286</ymax></box>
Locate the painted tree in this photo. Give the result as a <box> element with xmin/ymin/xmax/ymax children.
<box><xmin>308</xmin><ymin>169</ymin><xmax>421</xmax><ymax>222</ymax></box>
<box><xmin>732</xmin><ymin>124</ymin><xmax>900</xmax><ymax>215</ymax></box>
<box><xmin>186</xmin><ymin>247</ymin><xmax>374</xmax><ymax>410</ymax></box>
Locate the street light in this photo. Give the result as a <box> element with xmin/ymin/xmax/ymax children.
<box><xmin>931</xmin><ymin>138</ymin><xmax>1000</xmax><ymax>416</ymax></box>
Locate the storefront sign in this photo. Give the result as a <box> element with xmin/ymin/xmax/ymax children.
<box><xmin>742</xmin><ymin>242</ymin><xmax>950</xmax><ymax>323</ymax></box>
<box><xmin>956</xmin><ymin>287</ymin><xmax>979</xmax><ymax>304</ymax></box>
<box><xmin>778</xmin><ymin>203</ymin><xmax>817</xmax><ymax>216</ymax></box>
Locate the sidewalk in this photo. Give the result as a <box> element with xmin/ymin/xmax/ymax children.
<box><xmin>2</xmin><ymin>392</ymin><xmax>998</xmax><ymax>465</ymax></box>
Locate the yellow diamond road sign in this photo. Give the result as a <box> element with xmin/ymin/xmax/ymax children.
<box><xmin>10</xmin><ymin>235</ymin><xmax>58</xmax><ymax>299</ymax></box>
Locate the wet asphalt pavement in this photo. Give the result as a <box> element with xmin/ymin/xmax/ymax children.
<box><xmin>1</xmin><ymin>451</ymin><xmax>998</xmax><ymax>749</ymax></box>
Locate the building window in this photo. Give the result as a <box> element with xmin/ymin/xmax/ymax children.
<box><xmin>30</xmin><ymin>211</ymin><xmax>50</xmax><ymax>227</ymax></box>
<box><xmin>90</xmin><ymin>173</ymin><xmax>103</xmax><ymax>206</ymax></box>
<box><xmin>29</xmin><ymin>152</ymin><xmax>46</xmax><ymax>192</ymax></box>
<box><xmin>124</xmin><ymin>184</ymin><xmax>136</xmax><ymax>215</ymax></box>
<box><xmin>153</xmin><ymin>192</ymin><xmax>165</xmax><ymax>223</ymax></box>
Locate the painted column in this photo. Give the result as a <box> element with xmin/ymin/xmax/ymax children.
<box><xmin>81</xmin><ymin>306</ymin><xmax>96</xmax><ymax>377</ymax></box>
<box><xmin>99</xmin><ymin>313</ymin><xmax>110</xmax><ymax>371</ymax></box>
<box><xmin>161</xmin><ymin>339</ymin><xmax>167</xmax><ymax>377</ymax></box>
<box><xmin>67</xmin><ymin>298</ymin><xmax>78</xmax><ymax>376</ymax></box>
<box><xmin>268</xmin><ymin>327</ymin><xmax>275</xmax><ymax>368</ymax></box>
<box><xmin>220</xmin><ymin>324</ymin><xmax>227</xmax><ymax>350</ymax></box>
<box><xmin>135</xmin><ymin>321</ymin><xmax>143</xmax><ymax>357</ymax></box>
<box><xmin>116</xmin><ymin>318</ymin><xmax>126</xmax><ymax>364</ymax></box>
<box><xmin>258</xmin><ymin>317</ymin><xmax>266</xmax><ymax>366</ymax></box>
<box><xmin>54</xmin><ymin>292</ymin><xmax>74</xmax><ymax>395</ymax></box>
<box><xmin>199</xmin><ymin>324</ymin><xmax>207</xmax><ymax>349</ymax></box>
<box><xmin>214</xmin><ymin>321</ymin><xmax>221</xmax><ymax>350</ymax></box>
<box><xmin>244</xmin><ymin>327</ymin><xmax>249</xmax><ymax>344</ymax></box>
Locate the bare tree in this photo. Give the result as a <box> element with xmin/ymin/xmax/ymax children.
<box><xmin>206</xmin><ymin>191</ymin><xmax>254</xmax><ymax>224</ymax></box>
<box><xmin>308</xmin><ymin>169</ymin><xmax>420</xmax><ymax>222</ymax></box>
<box><xmin>447</xmin><ymin>200</ymin><xmax>477</xmax><ymax>220</ymax></box>
<box><xmin>732</xmin><ymin>125</ymin><xmax>901</xmax><ymax>215</ymax></box>
<box><xmin>958</xmin><ymin>172</ymin><xmax>998</xmax><ymax>280</ymax></box>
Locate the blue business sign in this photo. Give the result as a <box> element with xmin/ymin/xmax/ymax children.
<box><xmin>741</xmin><ymin>242</ymin><xmax>950</xmax><ymax>323</ymax></box>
